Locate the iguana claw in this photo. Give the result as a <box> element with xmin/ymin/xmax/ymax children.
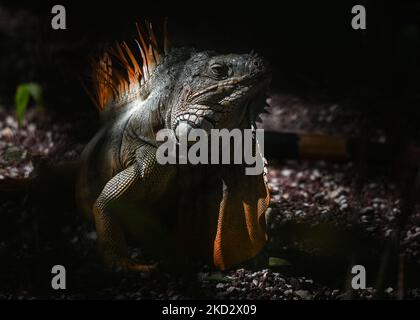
<box><xmin>105</xmin><ymin>255</ymin><xmax>158</xmax><ymax>273</ymax></box>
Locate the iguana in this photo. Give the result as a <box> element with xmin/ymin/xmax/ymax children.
<box><xmin>77</xmin><ymin>21</ymin><xmax>271</xmax><ymax>272</ymax></box>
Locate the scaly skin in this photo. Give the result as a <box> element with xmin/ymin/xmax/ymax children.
<box><xmin>77</xmin><ymin>36</ymin><xmax>271</xmax><ymax>272</ymax></box>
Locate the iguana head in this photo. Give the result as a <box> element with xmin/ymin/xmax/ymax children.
<box><xmin>170</xmin><ymin>51</ymin><xmax>271</xmax><ymax>141</ymax></box>
<box><xmin>89</xmin><ymin>22</ymin><xmax>270</xmax><ymax>144</ymax></box>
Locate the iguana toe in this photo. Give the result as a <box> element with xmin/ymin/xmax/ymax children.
<box><xmin>104</xmin><ymin>255</ymin><xmax>157</xmax><ymax>273</ymax></box>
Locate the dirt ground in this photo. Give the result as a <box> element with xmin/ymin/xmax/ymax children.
<box><xmin>1</xmin><ymin>93</ymin><xmax>420</xmax><ymax>300</ymax></box>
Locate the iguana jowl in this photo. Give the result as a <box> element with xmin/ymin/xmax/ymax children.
<box><xmin>77</xmin><ymin>22</ymin><xmax>271</xmax><ymax>271</ymax></box>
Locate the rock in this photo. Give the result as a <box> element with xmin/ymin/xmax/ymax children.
<box><xmin>385</xmin><ymin>287</ymin><xmax>394</xmax><ymax>294</ymax></box>
<box><xmin>0</xmin><ymin>127</ymin><xmax>14</xmax><ymax>139</ymax></box>
<box><xmin>226</xmin><ymin>286</ymin><xmax>236</xmax><ymax>293</ymax></box>
<box><xmin>328</xmin><ymin>188</ymin><xmax>342</xmax><ymax>199</ymax></box>
<box><xmin>85</xmin><ymin>231</ymin><xmax>97</xmax><ymax>241</ymax></box>
<box><xmin>340</xmin><ymin>203</ymin><xmax>349</xmax><ymax>211</ymax></box>
<box><xmin>295</xmin><ymin>290</ymin><xmax>313</xmax><ymax>299</ymax></box>
<box><xmin>216</xmin><ymin>283</ymin><xmax>225</xmax><ymax>289</ymax></box>
<box><xmin>281</xmin><ymin>169</ymin><xmax>293</xmax><ymax>177</ymax></box>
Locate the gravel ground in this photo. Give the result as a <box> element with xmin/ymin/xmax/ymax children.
<box><xmin>0</xmin><ymin>107</ymin><xmax>82</xmax><ymax>180</ymax></box>
<box><xmin>1</xmin><ymin>94</ymin><xmax>420</xmax><ymax>300</ymax></box>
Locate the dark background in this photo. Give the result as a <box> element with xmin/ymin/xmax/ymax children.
<box><xmin>1</xmin><ymin>0</ymin><xmax>419</xmax><ymax>120</ymax></box>
<box><xmin>1</xmin><ymin>0</ymin><xmax>420</xmax><ymax>299</ymax></box>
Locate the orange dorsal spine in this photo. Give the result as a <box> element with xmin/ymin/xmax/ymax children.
<box><xmin>90</xmin><ymin>20</ymin><xmax>169</xmax><ymax>111</ymax></box>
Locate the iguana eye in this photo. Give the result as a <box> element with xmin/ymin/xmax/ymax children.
<box><xmin>210</xmin><ymin>63</ymin><xmax>228</xmax><ymax>78</ymax></box>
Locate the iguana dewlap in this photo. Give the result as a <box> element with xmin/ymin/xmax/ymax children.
<box><xmin>77</xmin><ymin>22</ymin><xmax>271</xmax><ymax>271</ymax></box>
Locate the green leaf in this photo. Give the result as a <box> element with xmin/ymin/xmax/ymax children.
<box><xmin>15</xmin><ymin>85</ymin><xmax>30</xmax><ymax>126</ymax></box>
<box><xmin>26</xmin><ymin>83</ymin><xmax>44</xmax><ymax>112</ymax></box>
<box><xmin>268</xmin><ymin>257</ymin><xmax>291</xmax><ymax>267</ymax></box>
<box><xmin>14</xmin><ymin>83</ymin><xmax>44</xmax><ymax>125</ymax></box>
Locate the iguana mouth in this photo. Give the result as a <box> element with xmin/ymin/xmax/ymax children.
<box><xmin>174</xmin><ymin>116</ymin><xmax>215</xmax><ymax>143</ymax></box>
<box><xmin>175</xmin><ymin>113</ymin><xmax>216</xmax><ymax>129</ymax></box>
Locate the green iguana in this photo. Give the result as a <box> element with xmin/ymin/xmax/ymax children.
<box><xmin>77</xmin><ymin>21</ymin><xmax>271</xmax><ymax>272</ymax></box>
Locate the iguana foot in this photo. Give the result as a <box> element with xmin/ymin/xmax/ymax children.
<box><xmin>127</xmin><ymin>262</ymin><xmax>158</xmax><ymax>273</ymax></box>
<box><xmin>104</xmin><ymin>255</ymin><xmax>157</xmax><ymax>273</ymax></box>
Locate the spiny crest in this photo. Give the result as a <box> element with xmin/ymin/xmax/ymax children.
<box><xmin>88</xmin><ymin>19</ymin><xmax>171</xmax><ymax>111</ymax></box>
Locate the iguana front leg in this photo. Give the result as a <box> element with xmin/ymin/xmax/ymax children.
<box><xmin>92</xmin><ymin>145</ymin><xmax>173</xmax><ymax>272</ymax></box>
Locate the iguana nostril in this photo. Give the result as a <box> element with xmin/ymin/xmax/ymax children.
<box><xmin>247</xmin><ymin>55</ymin><xmax>266</xmax><ymax>73</ymax></box>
